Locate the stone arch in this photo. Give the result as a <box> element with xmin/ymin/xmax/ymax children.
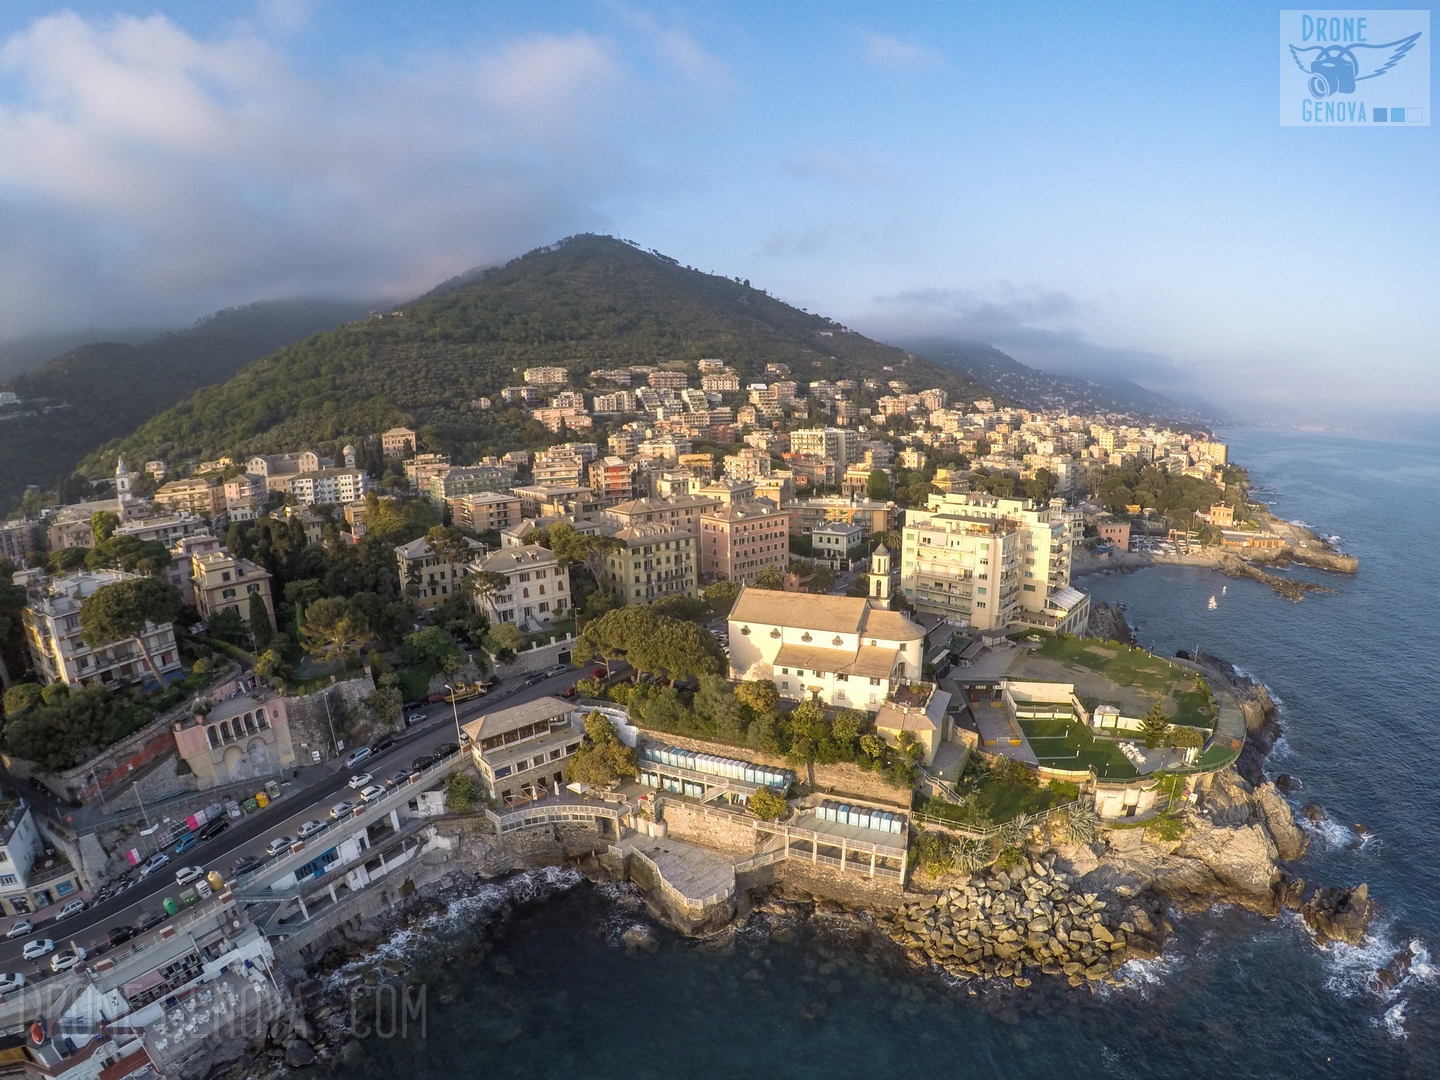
<box><xmin>246</xmin><ymin>738</ymin><xmax>270</xmax><ymax>774</ymax></box>
<box><xmin>207</xmin><ymin>726</ymin><xmax>221</xmax><ymax>749</ymax></box>
<box><xmin>222</xmin><ymin>744</ymin><xmax>247</xmax><ymax>781</ymax></box>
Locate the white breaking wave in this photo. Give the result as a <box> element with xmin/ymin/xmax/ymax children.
<box><xmin>1379</xmin><ymin>1000</ymin><xmax>1407</xmax><ymax>1039</ymax></box>
<box><xmin>323</xmin><ymin>865</ymin><xmax>584</xmax><ymax>991</ymax></box>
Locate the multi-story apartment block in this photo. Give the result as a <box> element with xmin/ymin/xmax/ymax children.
<box><xmin>396</xmin><ymin>534</ymin><xmax>485</xmax><ymax>608</ymax></box>
<box><xmin>549</xmin><ymin>390</ymin><xmax>586</xmax><ymax>409</ymax></box>
<box><xmin>598</xmin><ymin>522</ymin><xmax>698</xmax><ymax>606</ymax></box>
<box><xmin>701</xmin><ymin>373</ymin><xmax>741</xmax><ymax>392</ymax></box>
<box><xmin>114</xmin><ymin>512</ymin><xmax>208</xmax><ymax>547</ymax></box>
<box><xmin>727</xmin><ymin>588</ymin><xmax>925</xmax><ymax>712</ymax></box>
<box><xmin>603</xmin><ymin>494</ymin><xmax>717</xmax><ymax>535</ymax></box>
<box><xmin>511</xmin><ymin>484</ymin><xmax>599</xmax><ymax>519</ymax></box>
<box><xmin>0</xmin><ymin>519</ymin><xmax>38</xmax><ymax>564</ymax></box>
<box><xmin>790</xmin><ymin>427</ymin><xmax>858</xmax><ymax>466</ymax></box>
<box><xmin>590</xmin><ymin>368</ymin><xmax>633</xmax><ymax>386</ymax></box>
<box><xmin>593</xmin><ymin>390</ymin><xmax>637</xmax><ymax>414</ymax></box>
<box><xmin>786</xmin><ymin>496</ymin><xmax>895</xmax><ymax>538</ymax></box>
<box><xmin>448</xmin><ymin>492</ymin><xmax>522</xmax><ymax>535</ymax></box>
<box><xmin>589</xmin><ymin>457</ymin><xmax>635</xmax><ymax>505</ymax></box>
<box><xmin>532</xmin><ymin>449</ymin><xmax>586</xmax><ymax>487</ymax></box>
<box><xmin>153</xmin><ymin>477</ymin><xmax>223</xmax><ymax>517</ymax></box>
<box><xmin>381</xmin><ymin>427</ymin><xmax>418</xmax><ymax>457</ymax></box>
<box><xmin>697</xmin><ymin>358</ymin><xmax>727</xmax><ymax>372</ymax></box>
<box><xmin>812</xmin><ymin>521</ymin><xmax>863</xmax><ymax>565</ymax></box>
<box><xmin>699</xmin><ymin>501</ymin><xmax>790</xmax><ymax>584</ymax></box>
<box><xmin>246</xmin><ymin>453</ymin><xmax>304</xmax><ymax>492</ymax></box>
<box><xmin>724</xmin><ymin>447</ymin><xmax>773</xmax><ymax>480</ymax></box>
<box><xmin>224</xmin><ymin>473</ymin><xmax>267</xmax><ymax>520</ymax></box>
<box><xmin>403</xmin><ymin>453</ymin><xmax>451</xmax><ymax>490</ymax></box>
<box><xmin>428</xmin><ymin>465</ymin><xmax>517</xmax><ymax>505</ymax></box>
<box><xmin>191</xmin><ymin>550</ymin><xmax>277</xmax><ymax>631</ymax></box>
<box><xmin>902</xmin><ymin>492</ymin><xmax>1088</xmax><ymax>634</ymax></box>
<box><xmin>648</xmin><ymin>370</ymin><xmax>689</xmax><ymax>390</ymax></box>
<box><xmin>501</xmin><ymin>386</ymin><xmax>545</xmax><ymax>406</ymax></box>
<box><xmin>918</xmin><ymin>388</ymin><xmax>948</xmax><ymax>411</ymax></box>
<box><xmin>164</xmin><ymin>532</ymin><xmax>221</xmax><ymax>606</ymax></box>
<box><xmin>286</xmin><ymin>468</ymin><xmax>368</xmax><ymax>506</ymax></box>
<box><xmin>523</xmin><ymin>366</ymin><xmax>569</xmax><ymax>386</ymax></box>
<box><xmin>470</xmin><ymin>544</ymin><xmax>570</xmax><ymax>628</ymax></box>
<box><xmin>21</xmin><ymin>570</ymin><xmax>183</xmax><ymax>688</ymax></box>
<box><xmin>608</xmin><ymin>430</ymin><xmax>639</xmax><ymax>457</ymax></box>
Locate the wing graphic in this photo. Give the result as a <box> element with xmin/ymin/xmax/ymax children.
<box><xmin>1352</xmin><ymin>33</ymin><xmax>1423</xmax><ymax>80</ymax></box>
<box><xmin>1288</xmin><ymin>44</ymin><xmax>1323</xmax><ymax>71</ymax></box>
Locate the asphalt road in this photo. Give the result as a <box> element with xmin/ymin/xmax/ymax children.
<box><xmin>0</xmin><ymin>665</ymin><xmax>596</xmax><ymax>983</ymax></box>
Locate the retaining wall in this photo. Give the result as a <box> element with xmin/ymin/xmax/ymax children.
<box><xmin>660</xmin><ymin>801</ymin><xmax>758</xmax><ymax>856</ymax></box>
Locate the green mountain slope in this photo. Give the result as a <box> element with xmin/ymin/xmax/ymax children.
<box><xmin>83</xmin><ymin>235</ymin><xmax>995</xmax><ymax>472</ymax></box>
<box><xmin>1</xmin><ymin>298</ymin><xmax>376</xmax><ymax>510</ymax></box>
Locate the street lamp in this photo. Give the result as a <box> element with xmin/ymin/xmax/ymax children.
<box><xmin>442</xmin><ymin>685</ymin><xmax>464</xmax><ymax>747</ymax></box>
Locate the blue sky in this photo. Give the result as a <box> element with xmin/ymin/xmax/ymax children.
<box><xmin>0</xmin><ymin>1</ymin><xmax>1435</xmax><ymax>416</ymax></box>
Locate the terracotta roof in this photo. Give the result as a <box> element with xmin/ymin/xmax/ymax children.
<box><xmin>476</xmin><ymin>544</ymin><xmax>559</xmax><ymax>573</ymax></box>
<box><xmin>772</xmin><ymin>643</ymin><xmax>898</xmax><ymax>679</ymax></box>
<box><xmin>857</xmin><ymin>609</ymin><xmax>926</xmax><ymax>642</ymax></box>
<box><xmin>730</xmin><ymin>587</ymin><xmax>867</xmax><ymax>633</ymax></box>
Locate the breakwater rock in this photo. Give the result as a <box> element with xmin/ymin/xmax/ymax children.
<box><xmin>1219</xmin><ymin>554</ymin><xmax>1335</xmax><ymax>602</ymax></box>
<box><xmin>880</xmin><ymin>856</ymin><xmax>1166</xmax><ymax>988</ymax></box>
<box><xmin>1087</xmin><ymin>601</ymin><xmax>1135</xmax><ymax>645</ymax></box>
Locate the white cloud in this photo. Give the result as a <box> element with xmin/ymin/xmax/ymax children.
<box><xmin>857</xmin><ymin>30</ymin><xmax>940</xmax><ymax>70</ymax></box>
<box><xmin>0</xmin><ymin>11</ymin><xmax>711</xmax><ymax>337</ymax></box>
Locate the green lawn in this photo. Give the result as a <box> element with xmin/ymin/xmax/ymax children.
<box><xmin>1017</xmin><ymin>716</ymin><xmax>1139</xmax><ymax>780</ymax></box>
<box><xmin>1172</xmin><ymin>688</ymin><xmax>1217</xmax><ymax>729</ymax></box>
<box><xmin>1036</xmin><ymin>635</ymin><xmax>1185</xmax><ymax>695</ymax></box>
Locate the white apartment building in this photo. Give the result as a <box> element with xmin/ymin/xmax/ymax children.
<box><xmin>470</xmin><ymin>544</ymin><xmax>570</xmax><ymax>629</ymax></box>
<box><xmin>286</xmin><ymin>468</ymin><xmax>368</xmax><ymax>506</ymax></box>
<box><xmin>902</xmin><ymin>492</ymin><xmax>1089</xmax><ymax>634</ymax></box>
<box><xmin>790</xmin><ymin>427</ymin><xmax>858</xmax><ymax>466</ymax></box>
<box><xmin>726</xmin><ymin>588</ymin><xmax>925</xmax><ymax>712</ymax></box>
<box><xmin>523</xmin><ymin>366</ymin><xmax>569</xmax><ymax>386</ymax></box>
<box><xmin>20</xmin><ymin>570</ymin><xmax>184</xmax><ymax>688</ymax></box>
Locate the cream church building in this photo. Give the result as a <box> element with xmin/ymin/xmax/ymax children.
<box><xmin>726</xmin><ymin>587</ymin><xmax>926</xmax><ymax>712</ymax></box>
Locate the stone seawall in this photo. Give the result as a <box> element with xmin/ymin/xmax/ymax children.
<box><xmin>661</xmin><ymin>801</ymin><xmax>758</xmax><ymax>855</ymax></box>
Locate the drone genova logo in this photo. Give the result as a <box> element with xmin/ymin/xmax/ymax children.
<box><xmin>1281</xmin><ymin>10</ymin><xmax>1430</xmax><ymax>125</ymax></box>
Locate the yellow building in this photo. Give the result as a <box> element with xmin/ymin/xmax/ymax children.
<box><xmin>191</xmin><ymin>551</ymin><xmax>277</xmax><ymax>631</ymax></box>
<box><xmin>598</xmin><ymin>522</ymin><xmax>698</xmax><ymax>606</ymax></box>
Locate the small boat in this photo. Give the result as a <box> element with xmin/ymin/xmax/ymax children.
<box><xmin>1222</xmin><ymin>586</ymin><xmax>1227</xmax><ymax>595</ymax></box>
<box><xmin>1208</xmin><ymin>596</ymin><xmax>1218</xmax><ymax>610</ymax></box>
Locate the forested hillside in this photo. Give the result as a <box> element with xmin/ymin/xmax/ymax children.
<box><xmin>1</xmin><ymin>298</ymin><xmax>375</xmax><ymax>510</ymax></box>
<box><xmin>82</xmin><ymin>236</ymin><xmax>996</xmax><ymax>474</ymax></box>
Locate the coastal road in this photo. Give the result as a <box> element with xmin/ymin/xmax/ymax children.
<box><xmin>0</xmin><ymin>664</ymin><xmax>596</xmax><ymax>983</ymax></box>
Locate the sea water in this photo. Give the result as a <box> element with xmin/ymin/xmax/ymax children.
<box><xmin>332</xmin><ymin>429</ymin><xmax>1440</xmax><ymax>1079</ymax></box>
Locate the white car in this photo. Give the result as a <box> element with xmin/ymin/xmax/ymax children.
<box><xmin>359</xmin><ymin>785</ymin><xmax>386</xmax><ymax>804</ymax></box>
<box><xmin>265</xmin><ymin>837</ymin><xmax>297</xmax><ymax>856</ymax></box>
<box><xmin>329</xmin><ymin>801</ymin><xmax>356</xmax><ymax>820</ymax></box>
<box><xmin>174</xmin><ymin>866</ymin><xmax>205</xmax><ymax>887</ymax></box>
<box><xmin>5</xmin><ymin>921</ymin><xmax>33</xmax><ymax>940</ymax></box>
<box><xmin>55</xmin><ymin>899</ymin><xmax>86</xmax><ymax>920</ymax></box>
<box><xmin>347</xmin><ymin>773</ymin><xmax>373</xmax><ymax>790</ymax></box>
<box><xmin>50</xmin><ymin>947</ymin><xmax>88</xmax><ymax>974</ymax></box>
<box><xmin>0</xmin><ymin>973</ymin><xmax>25</xmax><ymax>994</ymax></box>
<box><xmin>298</xmin><ymin>819</ymin><xmax>326</xmax><ymax>839</ymax></box>
<box><xmin>22</xmin><ymin>939</ymin><xmax>54</xmax><ymax>961</ymax></box>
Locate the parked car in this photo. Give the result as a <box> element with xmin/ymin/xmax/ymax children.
<box><xmin>385</xmin><ymin>770</ymin><xmax>411</xmax><ymax>788</ymax></box>
<box><xmin>411</xmin><ymin>754</ymin><xmax>436</xmax><ymax>771</ymax></box>
<box><xmin>298</xmin><ymin>819</ymin><xmax>326</xmax><ymax>839</ymax></box>
<box><xmin>359</xmin><ymin>785</ymin><xmax>386</xmax><ymax>804</ymax></box>
<box><xmin>588</xmin><ymin>667</ymin><xmax>606</xmax><ymax>679</ymax></box>
<box><xmin>50</xmin><ymin>948</ymin><xmax>87</xmax><ymax>973</ymax></box>
<box><xmin>22</xmin><ymin>939</ymin><xmax>53</xmax><ymax>961</ymax></box>
<box><xmin>435</xmin><ymin>742</ymin><xmax>459</xmax><ymax>758</ymax></box>
<box><xmin>173</xmin><ymin>832</ymin><xmax>199</xmax><ymax>855</ymax></box>
<box><xmin>265</xmin><ymin>837</ymin><xmax>297</xmax><ymax>856</ymax></box>
<box><xmin>232</xmin><ymin>855</ymin><xmax>263</xmax><ymax>877</ymax></box>
<box><xmin>344</xmin><ymin>747</ymin><xmax>373</xmax><ymax>768</ymax></box>
<box><xmin>138</xmin><ymin>852</ymin><xmax>170</xmax><ymax>878</ymax></box>
<box><xmin>524</xmin><ymin>672</ymin><xmax>547</xmax><ymax>686</ymax></box>
<box><xmin>55</xmin><ymin>899</ymin><xmax>86</xmax><ymax>921</ymax></box>
<box><xmin>544</xmin><ymin>664</ymin><xmax>569</xmax><ymax>678</ymax></box>
<box><xmin>5</xmin><ymin>921</ymin><xmax>33</xmax><ymax>940</ymax></box>
<box><xmin>198</xmin><ymin>818</ymin><xmax>230</xmax><ymax>841</ymax></box>
<box><xmin>174</xmin><ymin>866</ymin><xmax>205</xmax><ymax>887</ymax></box>
<box><xmin>347</xmin><ymin>772</ymin><xmax>373</xmax><ymax>790</ymax></box>
<box><xmin>404</xmin><ymin>710</ymin><xmax>427</xmax><ymax>727</ymax></box>
<box><xmin>0</xmin><ymin>973</ymin><xmax>25</xmax><ymax>994</ymax></box>
<box><xmin>562</xmin><ymin>684</ymin><xmax>577</xmax><ymax>699</ymax></box>
<box><xmin>371</xmin><ymin>735</ymin><xmax>396</xmax><ymax>753</ymax></box>
<box><xmin>329</xmin><ymin>801</ymin><xmax>356</xmax><ymax>820</ymax></box>
<box><xmin>107</xmin><ymin>926</ymin><xmax>136</xmax><ymax>946</ymax></box>
<box><xmin>137</xmin><ymin>911</ymin><xmax>166</xmax><ymax>931</ymax></box>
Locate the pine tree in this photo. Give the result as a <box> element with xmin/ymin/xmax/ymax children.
<box><xmin>1139</xmin><ymin>702</ymin><xmax>1171</xmax><ymax>748</ymax></box>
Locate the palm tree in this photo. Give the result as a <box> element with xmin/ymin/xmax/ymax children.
<box><xmin>753</xmin><ymin>564</ymin><xmax>785</xmax><ymax>591</ymax></box>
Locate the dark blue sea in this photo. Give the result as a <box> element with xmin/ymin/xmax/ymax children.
<box><xmin>330</xmin><ymin>429</ymin><xmax>1440</xmax><ymax>1079</ymax></box>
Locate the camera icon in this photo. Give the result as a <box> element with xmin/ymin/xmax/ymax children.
<box><xmin>1307</xmin><ymin>46</ymin><xmax>1358</xmax><ymax>98</ymax></box>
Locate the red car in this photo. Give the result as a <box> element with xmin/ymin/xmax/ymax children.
<box><xmin>562</xmin><ymin>684</ymin><xmax>578</xmax><ymax>699</ymax></box>
<box><xmin>589</xmin><ymin>667</ymin><xmax>606</xmax><ymax>679</ymax></box>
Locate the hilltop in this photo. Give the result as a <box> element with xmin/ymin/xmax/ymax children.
<box><xmin>81</xmin><ymin>235</ymin><xmax>998</xmax><ymax>472</ymax></box>
<box><xmin>0</xmin><ymin>298</ymin><xmax>375</xmax><ymax>510</ymax></box>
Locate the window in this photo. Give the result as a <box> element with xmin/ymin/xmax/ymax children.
<box><xmin>0</xmin><ymin>874</ymin><xmax>15</xmax><ymax>886</ymax></box>
<box><xmin>870</xmin><ymin>677</ymin><xmax>881</xmax><ymax>686</ymax></box>
<box><xmin>492</xmin><ymin>766</ymin><xmax>512</xmax><ymax>779</ymax></box>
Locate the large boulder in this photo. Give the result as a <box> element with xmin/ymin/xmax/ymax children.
<box><xmin>1301</xmin><ymin>884</ymin><xmax>1372</xmax><ymax>946</ymax></box>
<box><xmin>1253</xmin><ymin>782</ymin><xmax>1309</xmax><ymax>861</ymax></box>
<box><xmin>1203</xmin><ymin>769</ymin><xmax>1257</xmax><ymax>827</ymax></box>
<box><xmin>285</xmin><ymin>1039</ymin><xmax>316</xmax><ymax>1068</ymax></box>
